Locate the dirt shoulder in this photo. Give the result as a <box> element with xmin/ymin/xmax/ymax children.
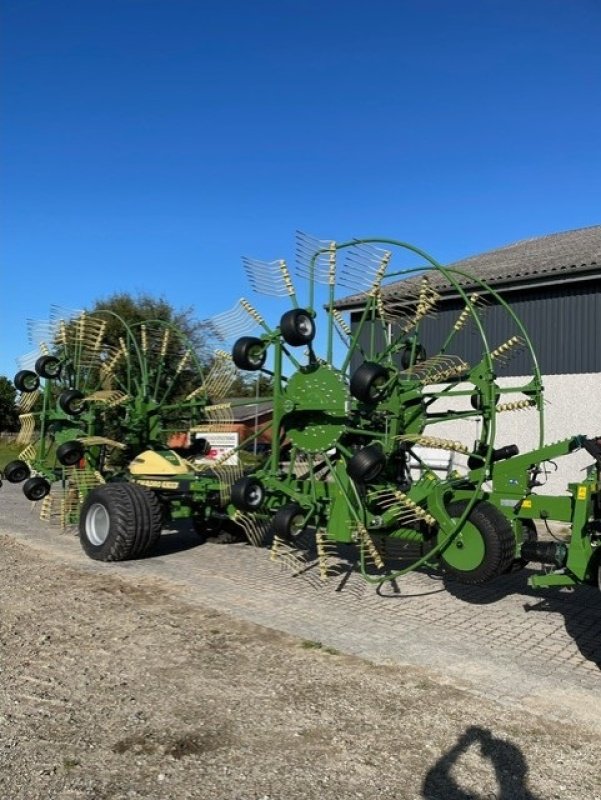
<box><xmin>0</xmin><ymin>534</ymin><xmax>599</xmax><ymax>800</ymax></box>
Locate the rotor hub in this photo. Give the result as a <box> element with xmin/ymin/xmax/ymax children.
<box><xmin>282</xmin><ymin>364</ymin><xmax>348</xmax><ymax>453</ymax></box>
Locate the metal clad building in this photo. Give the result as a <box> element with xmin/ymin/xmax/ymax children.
<box><xmin>352</xmin><ymin>277</ymin><xmax>601</xmax><ymax>377</ymax></box>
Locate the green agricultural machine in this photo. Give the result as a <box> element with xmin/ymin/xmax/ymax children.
<box><xmin>221</xmin><ymin>234</ymin><xmax>601</xmax><ymax>592</ymax></box>
<box><xmin>2</xmin><ymin>310</ymin><xmax>252</xmax><ymax>558</ymax></box>
<box><xmin>2</xmin><ymin>233</ymin><xmax>600</xmax><ymax>594</ymax></box>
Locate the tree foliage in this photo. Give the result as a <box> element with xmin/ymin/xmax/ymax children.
<box><xmin>86</xmin><ymin>292</ymin><xmax>272</xmax><ymax>400</ymax></box>
<box><xmin>88</xmin><ymin>292</ymin><xmax>210</xmax><ymax>361</ymax></box>
<box><xmin>227</xmin><ymin>372</ymin><xmax>274</xmax><ymax>398</ymax></box>
<box><xmin>0</xmin><ymin>376</ymin><xmax>20</xmax><ymax>432</ymax></box>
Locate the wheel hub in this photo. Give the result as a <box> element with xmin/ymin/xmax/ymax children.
<box><xmin>438</xmin><ymin>519</ymin><xmax>486</xmax><ymax>570</ymax></box>
<box><xmin>282</xmin><ymin>364</ymin><xmax>348</xmax><ymax>454</ymax></box>
<box><xmin>86</xmin><ymin>503</ymin><xmax>111</xmax><ymax>546</ymax></box>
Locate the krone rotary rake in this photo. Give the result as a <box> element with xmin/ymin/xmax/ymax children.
<box><xmin>3</xmin><ymin>234</ymin><xmax>600</xmax><ymax>593</ymax></box>
<box><xmin>3</xmin><ymin>307</ymin><xmax>251</xmax><ymax>559</ymax></box>
<box><xmin>221</xmin><ymin>232</ymin><xmax>600</xmax><ymax>592</ymax></box>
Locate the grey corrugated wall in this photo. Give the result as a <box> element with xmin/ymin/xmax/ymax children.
<box><xmin>350</xmin><ymin>278</ymin><xmax>601</xmax><ymax>376</ymax></box>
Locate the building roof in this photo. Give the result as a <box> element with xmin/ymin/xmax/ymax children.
<box><xmin>335</xmin><ymin>224</ymin><xmax>601</xmax><ymax>310</ymax></box>
<box><xmin>227</xmin><ymin>399</ymin><xmax>273</xmax><ymax>423</ymax></box>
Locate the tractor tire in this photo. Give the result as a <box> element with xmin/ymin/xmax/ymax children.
<box><xmin>230</xmin><ymin>476</ymin><xmax>265</xmax><ymax>511</ymax></box>
<box><xmin>35</xmin><ymin>355</ymin><xmax>62</xmax><ymax>379</ymax></box>
<box><xmin>440</xmin><ymin>500</ymin><xmax>515</xmax><ymax>584</ymax></box>
<box><xmin>14</xmin><ymin>370</ymin><xmax>40</xmax><ymax>393</ymax></box>
<box><xmin>272</xmin><ymin>503</ymin><xmax>305</xmax><ymax>542</ymax></box>
<box><xmin>348</xmin><ymin>444</ymin><xmax>386</xmax><ymax>484</ymax></box>
<box><xmin>23</xmin><ymin>476</ymin><xmax>51</xmax><ymax>501</ymax></box>
<box><xmin>350</xmin><ymin>362</ymin><xmax>389</xmax><ymax>403</ymax></box>
<box><xmin>56</xmin><ymin>440</ymin><xmax>85</xmax><ymax>467</ymax></box>
<box><xmin>4</xmin><ymin>459</ymin><xmax>31</xmax><ymax>483</ymax></box>
<box><xmin>79</xmin><ymin>482</ymin><xmax>162</xmax><ymax>561</ymax></box>
<box><xmin>232</xmin><ymin>337</ymin><xmax>267</xmax><ymax>371</ymax></box>
<box><xmin>279</xmin><ymin>308</ymin><xmax>316</xmax><ymax>346</ymax></box>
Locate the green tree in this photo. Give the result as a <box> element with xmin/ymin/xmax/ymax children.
<box><xmin>88</xmin><ymin>292</ymin><xmax>210</xmax><ymax>360</ymax></box>
<box><xmin>77</xmin><ymin>292</ymin><xmax>211</xmax><ymax>399</ymax></box>
<box><xmin>86</xmin><ymin>293</ymin><xmax>275</xmax><ymax>400</ymax></box>
<box><xmin>226</xmin><ymin>371</ymin><xmax>274</xmax><ymax>398</ymax></box>
<box><xmin>0</xmin><ymin>376</ymin><xmax>19</xmax><ymax>432</ymax></box>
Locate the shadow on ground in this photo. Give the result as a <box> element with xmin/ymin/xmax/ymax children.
<box><xmin>442</xmin><ymin>569</ymin><xmax>601</xmax><ymax>669</ymax></box>
<box><xmin>422</xmin><ymin>725</ymin><xmax>543</xmax><ymax>800</ymax></box>
<box><xmin>141</xmin><ymin>520</ymin><xmax>207</xmax><ymax>558</ymax></box>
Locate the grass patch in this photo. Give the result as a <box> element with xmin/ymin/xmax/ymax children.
<box><xmin>301</xmin><ymin>640</ymin><xmax>340</xmax><ymax>655</ymax></box>
<box><xmin>0</xmin><ymin>441</ymin><xmax>21</xmax><ymax>470</ymax></box>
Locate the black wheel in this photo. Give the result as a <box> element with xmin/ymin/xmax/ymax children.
<box><xmin>79</xmin><ymin>482</ymin><xmax>163</xmax><ymax>561</ymax></box>
<box><xmin>272</xmin><ymin>503</ymin><xmax>306</xmax><ymax>541</ymax></box>
<box><xmin>59</xmin><ymin>389</ymin><xmax>85</xmax><ymax>416</ymax></box>
<box><xmin>22</xmin><ymin>476</ymin><xmax>51</xmax><ymax>501</ymax></box>
<box><xmin>470</xmin><ymin>388</ymin><xmax>500</xmax><ymax>411</ymax></box>
<box><xmin>347</xmin><ymin>444</ymin><xmax>386</xmax><ymax>483</ymax></box>
<box><xmin>439</xmin><ymin>500</ymin><xmax>516</xmax><ymax>584</ymax></box>
<box><xmin>188</xmin><ymin>437</ymin><xmax>210</xmax><ymax>457</ymax></box>
<box><xmin>350</xmin><ymin>362</ymin><xmax>389</xmax><ymax>403</ymax></box>
<box><xmin>230</xmin><ymin>476</ymin><xmax>265</xmax><ymax>511</ymax></box>
<box><xmin>4</xmin><ymin>459</ymin><xmax>31</xmax><ymax>483</ymax></box>
<box><xmin>506</xmin><ymin>519</ymin><xmax>537</xmax><ymax>572</ymax></box>
<box><xmin>14</xmin><ymin>370</ymin><xmax>40</xmax><ymax>393</ymax></box>
<box><xmin>35</xmin><ymin>355</ymin><xmax>62</xmax><ymax>379</ymax></box>
<box><xmin>400</xmin><ymin>343</ymin><xmax>426</xmax><ymax>370</ymax></box>
<box><xmin>56</xmin><ymin>440</ymin><xmax>85</xmax><ymax>467</ymax></box>
<box><xmin>232</xmin><ymin>337</ymin><xmax>267</xmax><ymax>371</ymax></box>
<box><xmin>279</xmin><ymin>308</ymin><xmax>316</xmax><ymax>346</ymax></box>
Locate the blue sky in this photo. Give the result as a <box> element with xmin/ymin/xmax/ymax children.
<box><xmin>2</xmin><ymin>0</ymin><xmax>600</xmax><ymax>377</ymax></box>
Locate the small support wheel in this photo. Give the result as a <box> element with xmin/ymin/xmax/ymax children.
<box><xmin>56</xmin><ymin>440</ymin><xmax>85</xmax><ymax>467</ymax></box>
<box><xmin>347</xmin><ymin>444</ymin><xmax>386</xmax><ymax>484</ymax></box>
<box><xmin>189</xmin><ymin>437</ymin><xmax>210</xmax><ymax>457</ymax></box>
<box><xmin>400</xmin><ymin>344</ymin><xmax>426</xmax><ymax>370</ymax></box>
<box><xmin>35</xmin><ymin>355</ymin><xmax>62</xmax><ymax>379</ymax></box>
<box><xmin>350</xmin><ymin>362</ymin><xmax>389</xmax><ymax>403</ymax></box>
<box><xmin>272</xmin><ymin>503</ymin><xmax>306</xmax><ymax>541</ymax></box>
<box><xmin>4</xmin><ymin>459</ymin><xmax>31</xmax><ymax>483</ymax></box>
<box><xmin>470</xmin><ymin>388</ymin><xmax>500</xmax><ymax>411</ymax></box>
<box><xmin>439</xmin><ymin>500</ymin><xmax>516</xmax><ymax>584</ymax></box>
<box><xmin>58</xmin><ymin>389</ymin><xmax>85</xmax><ymax>416</ymax></box>
<box><xmin>23</xmin><ymin>476</ymin><xmax>51</xmax><ymax>501</ymax></box>
<box><xmin>279</xmin><ymin>308</ymin><xmax>316</xmax><ymax>346</ymax></box>
<box><xmin>232</xmin><ymin>337</ymin><xmax>267</xmax><ymax>371</ymax></box>
<box><xmin>79</xmin><ymin>483</ymin><xmax>163</xmax><ymax>561</ymax></box>
<box><xmin>14</xmin><ymin>370</ymin><xmax>40</xmax><ymax>393</ymax></box>
<box><xmin>230</xmin><ymin>476</ymin><xmax>265</xmax><ymax>511</ymax></box>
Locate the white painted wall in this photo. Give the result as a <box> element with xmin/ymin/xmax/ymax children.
<box><xmin>419</xmin><ymin>373</ymin><xmax>601</xmax><ymax>495</ymax></box>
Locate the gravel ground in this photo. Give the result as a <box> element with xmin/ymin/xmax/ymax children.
<box><xmin>1</xmin><ymin>534</ymin><xmax>600</xmax><ymax>800</ymax></box>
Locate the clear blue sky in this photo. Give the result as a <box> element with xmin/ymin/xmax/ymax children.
<box><xmin>2</xmin><ymin>0</ymin><xmax>600</xmax><ymax>377</ymax></box>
